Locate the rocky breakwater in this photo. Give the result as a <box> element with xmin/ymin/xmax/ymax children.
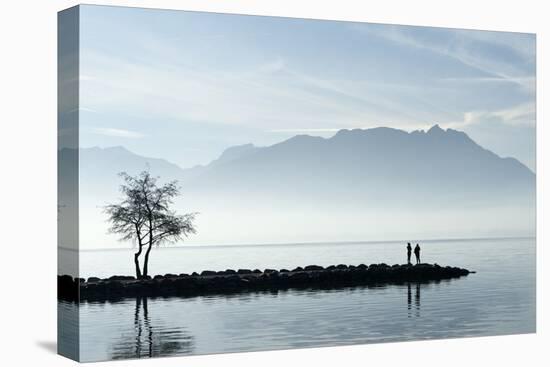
<box><xmin>58</xmin><ymin>263</ymin><xmax>473</xmax><ymax>302</ymax></box>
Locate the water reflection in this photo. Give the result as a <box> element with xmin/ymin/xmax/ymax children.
<box><xmin>70</xmin><ymin>258</ymin><xmax>535</xmax><ymax>363</ymax></box>
<box><xmin>110</xmin><ymin>297</ymin><xmax>194</xmax><ymax>360</ymax></box>
<box><xmin>58</xmin><ymin>300</ymin><xmax>79</xmax><ymax>360</ymax></box>
<box><xmin>407</xmin><ymin>283</ymin><xmax>421</xmax><ymax>318</ymax></box>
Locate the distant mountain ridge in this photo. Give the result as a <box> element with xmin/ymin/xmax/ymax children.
<box><xmin>181</xmin><ymin>125</ymin><xmax>533</xmax><ymax>206</ymax></box>
<box><xmin>66</xmin><ymin>125</ymin><xmax>535</xmax><ymax>209</ymax></box>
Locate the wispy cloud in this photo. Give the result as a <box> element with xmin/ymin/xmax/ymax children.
<box><xmin>492</xmin><ymin>102</ymin><xmax>536</xmax><ymax>125</ymax></box>
<box><xmin>452</xmin><ymin>28</ymin><xmax>535</xmax><ymax>62</ymax></box>
<box><xmin>351</xmin><ymin>24</ymin><xmax>535</xmax><ymax>95</ymax></box>
<box><xmin>91</xmin><ymin>127</ymin><xmax>145</xmax><ymax>139</ymax></box>
<box><xmin>79</xmin><ymin>50</ymin><xmax>431</xmax><ymax>131</ymax></box>
<box><xmin>441</xmin><ymin>102</ymin><xmax>535</xmax><ymax>171</ymax></box>
<box><xmin>443</xmin><ymin>101</ymin><xmax>535</xmax><ymax>130</ymax></box>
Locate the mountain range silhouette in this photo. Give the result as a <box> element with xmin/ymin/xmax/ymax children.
<box><xmin>65</xmin><ymin>125</ymin><xmax>534</xmax><ymax>210</ymax></box>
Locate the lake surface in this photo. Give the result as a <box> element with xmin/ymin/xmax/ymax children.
<box><xmin>59</xmin><ymin>237</ymin><xmax>536</xmax><ymax>362</ymax></box>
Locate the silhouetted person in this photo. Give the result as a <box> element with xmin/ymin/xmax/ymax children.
<box><xmin>406</xmin><ymin>243</ymin><xmax>412</xmax><ymax>264</ymax></box>
<box><xmin>414</xmin><ymin>244</ymin><xmax>421</xmax><ymax>264</ymax></box>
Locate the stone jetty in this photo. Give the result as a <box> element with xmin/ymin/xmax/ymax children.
<box><xmin>58</xmin><ymin>263</ymin><xmax>473</xmax><ymax>302</ymax></box>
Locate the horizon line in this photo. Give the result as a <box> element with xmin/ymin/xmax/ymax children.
<box><xmin>61</xmin><ymin>235</ymin><xmax>536</xmax><ymax>252</ymax></box>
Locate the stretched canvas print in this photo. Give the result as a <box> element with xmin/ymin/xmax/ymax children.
<box><xmin>58</xmin><ymin>4</ymin><xmax>536</xmax><ymax>362</ymax></box>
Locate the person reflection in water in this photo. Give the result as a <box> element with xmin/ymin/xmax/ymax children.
<box><xmin>407</xmin><ymin>282</ymin><xmax>421</xmax><ymax>318</ymax></box>
<box><xmin>415</xmin><ymin>283</ymin><xmax>421</xmax><ymax>317</ymax></box>
<box><xmin>407</xmin><ymin>283</ymin><xmax>412</xmax><ymax>315</ymax></box>
<box><xmin>406</xmin><ymin>243</ymin><xmax>412</xmax><ymax>265</ymax></box>
<box><xmin>414</xmin><ymin>244</ymin><xmax>421</xmax><ymax>264</ymax></box>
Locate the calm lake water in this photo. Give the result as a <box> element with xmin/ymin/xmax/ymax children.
<box><xmin>59</xmin><ymin>237</ymin><xmax>536</xmax><ymax>362</ymax></box>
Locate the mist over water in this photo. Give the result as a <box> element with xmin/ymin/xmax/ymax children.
<box><xmin>76</xmin><ymin>201</ymin><xmax>535</xmax><ymax>250</ymax></box>
<box><xmin>65</xmin><ymin>124</ymin><xmax>536</xmax><ymax>250</ymax></box>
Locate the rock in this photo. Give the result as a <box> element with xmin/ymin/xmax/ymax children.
<box><xmin>108</xmin><ymin>275</ymin><xmax>135</xmax><ymax>281</ymax></box>
<box><xmin>59</xmin><ymin>275</ymin><xmax>73</xmax><ymax>283</ymax></box>
<box><xmin>280</xmin><ymin>269</ymin><xmax>290</xmax><ymax>273</ymax></box>
<box><xmin>288</xmin><ymin>272</ymin><xmax>310</xmax><ymax>283</ymax></box>
<box><xmin>304</xmin><ymin>265</ymin><xmax>324</xmax><ymax>271</ymax></box>
<box><xmin>174</xmin><ymin>277</ymin><xmax>197</xmax><ymax>290</ymax></box>
<box><xmin>237</xmin><ymin>269</ymin><xmax>252</xmax><ymax>274</ymax></box>
<box><xmin>264</xmin><ymin>269</ymin><xmax>278</xmax><ymax>274</ymax></box>
<box><xmin>191</xmin><ymin>272</ymin><xmax>199</xmax><ymax>276</ymax></box>
<box><xmin>87</xmin><ymin>277</ymin><xmax>101</xmax><ymax>283</ymax></box>
<box><xmin>201</xmin><ymin>270</ymin><xmax>217</xmax><ymax>276</ymax></box>
<box><xmin>58</xmin><ymin>275</ymin><xmax>77</xmax><ymax>300</ymax></box>
<box><xmin>242</xmin><ymin>275</ymin><xmax>258</xmax><ymax>283</ymax></box>
<box><xmin>160</xmin><ymin>278</ymin><xmax>176</xmax><ymax>288</ymax></box>
<box><xmin>240</xmin><ymin>278</ymin><xmax>251</xmax><ymax>285</ymax></box>
<box><xmin>292</xmin><ymin>267</ymin><xmax>304</xmax><ymax>272</ymax></box>
<box><xmin>336</xmin><ymin>264</ymin><xmax>348</xmax><ymax>270</ymax></box>
<box><xmin>252</xmin><ymin>269</ymin><xmax>262</xmax><ymax>274</ymax></box>
<box><xmin>104</xmin><ymin>280</ymin><xmax>123</xmax><ymax>292</ymax></box>
<box><xmin>266</xmin><ymin>271</ymin><xmax>279</xmax><ymax>281</ymax></box>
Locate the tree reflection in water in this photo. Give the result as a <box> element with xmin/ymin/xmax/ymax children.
<box><xmin>111</xmin><ymin>297</ymin><xmax>194</xmax><ymax>359</ymax></box>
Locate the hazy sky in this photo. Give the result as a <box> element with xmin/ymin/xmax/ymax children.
<box><xmin>79</xmin><ymin>5</ymin><xmax>536</xmax><ymax>171</ymax></box>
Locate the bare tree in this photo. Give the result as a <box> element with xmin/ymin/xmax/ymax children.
<box><xmin>105</xmin><ymin>171</ymin><xmax>197</xmax><ymax>278</ymax></box>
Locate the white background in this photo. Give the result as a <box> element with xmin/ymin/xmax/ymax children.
<box><xmin>0</xmin><ymin>0</ymin><xmax>547</xmax><ymax>366</ymax></box>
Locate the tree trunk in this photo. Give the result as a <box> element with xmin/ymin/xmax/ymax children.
<box><xmin>135</xmin><ymin>225</ymin><xmax>144</xmax><ymax>279</ymax></box>
<box><xmin>134</xmin><ymin>250</ymin><xmax>142</xmax><ymax>279</ymax></box>
<box><xmin>143</xmin><ymin>216</ymin><xmax>154</xmax><ymax>277</ymax></box>
<box><xmin>142</xmin><ymin>243</ymin><xmax>153</xmax><ymax>277</ymax></box>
